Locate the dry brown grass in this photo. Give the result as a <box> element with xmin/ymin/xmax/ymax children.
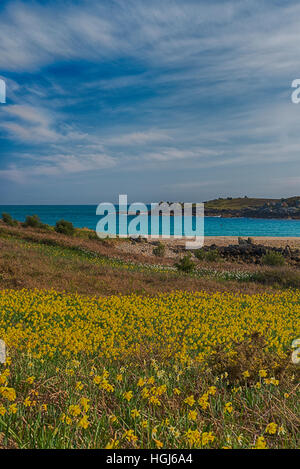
<box><xmin>0</xmin><ymin>222</ymin><xmax>299</xmax><ymax>295</ymax></box>
<box><xmin>0</xmin><ymin>236</ymin><xmax>273</xmax><ymax>296</ymax></box>
<box><xmin>0</xmin><ymin>224</ymin><xmax>280</xmax><ymax>296</ymax></box>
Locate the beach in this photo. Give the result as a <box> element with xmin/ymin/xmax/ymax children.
<box><xmin>204</xmin><ymin>236</ymin><xmax>300</xmax><ymax>249</ymax></box>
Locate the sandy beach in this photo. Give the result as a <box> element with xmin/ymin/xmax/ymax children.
<box><xmin>146</xmin><ymin>236</ymin><xmax>300</xmax><ymax>249</ymax></box>
<box><xmin>203</xmin><ymin>236</ymin><xmax>300</xmax><ymax>249</ymax></box>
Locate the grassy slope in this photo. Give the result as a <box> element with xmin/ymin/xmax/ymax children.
<box><xmin>204</xmin><ymin>196</ymin><xmax>300</xmax><ymax>210</ymax></box>
<box><xmin>0</xmin><ymin>222</ymin><xmax>300</xmax><ymax>294</ymax></box>
<box><xmin>0</xmin><ymin>226</ymin><xmax>267</xmax><ymax>296</ymax></box>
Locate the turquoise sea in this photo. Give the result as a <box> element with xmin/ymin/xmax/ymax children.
<box><xmin>1</xmin><ymin>205</ymin><xmax>300</xmax><ymax>237</ymax></box>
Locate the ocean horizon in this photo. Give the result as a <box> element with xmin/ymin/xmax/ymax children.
<box><xmin>1</xmin><ymin>204</ymin><xmax>300</xmax><ymax>237</ymax></box>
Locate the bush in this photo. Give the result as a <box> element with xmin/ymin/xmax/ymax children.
<box><xmin>205</xmin><ymin>249</ymin><xmax>220</xmax><ymax>262</ymax></box>
<box><xmin>195</xmin><ymin>248</ymin><xmax>220</xmax><ymax>262</ymax></box>
<box><xmin>39</xmin><ymin>223</ymin><xmax>53</xmax><ymax>232</ymax></box>
<box><xmin>207</xmin><ymin>332</ymin><xmax>288</xmax><ymax>385</ymax></box>
<box><xmin>23</xmin><ymin>214</ymin><xmax>41</xmax><ymax>228</ymax></box>
<box><xmin>261</xmin><ymin>250</ymin><xmax>285</xmax><ymax>266</ymax></box>
<box><xmin>194</xmin><ymin>249</ymin><xmax>206</xmax><ymax>260</ymax></box>
<box><xmin>153</xmin><ymin>242</ymin><xmax>166</xmax><ymax>257</ymax></box>
<box><xmin>55</xmin><ymin>219</ymin><xmax>75</xmax><ymax>236</ymax></box>
<box><xmin>2</xmin><ymin>212</ymin><xmax>17</xmax><ymax>226</ymax></box>
<box><xmin>175</xmin><ymin>254</ymin><xmax>195</xmax><ymax>273</ymax></box>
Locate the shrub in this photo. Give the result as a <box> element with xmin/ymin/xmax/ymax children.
<box><xmin>207</xmin><ymin>332</ymin><xmax>288</xmax><ymax>385</ymax></box>
<box><xmin>2</xmin><ymin>212</ymin><xmax>17</xmax><ymax>226</ymax></box>
<box><xmin>39</xmin><ymin>223</ymin><xmax>53</xmax><ymax>232</ymax></box>
<box><xmin>23</xmin><ymin>214</ymin><xmax>41</xmax><ymax>228</ymax></box>
<box><xmin>194</xmin><ymin>249</ymin><xmax>206</xmax><ymax>260</ymax></box>
<box><xmin>205</xmin><ymin>249</ymin><xmax>220</xmax><ymax>262</ymax></box>
<box><xmin>153</xmin><ymin>242</ymin><xmax>166</xmax><ymax>257</ymax></box>
<box><xmin>88</xmin><ymin>231</ymin><xmax>99</xmax><ymax>240</ymax></box>
<box><xmin>175</xmin><ymin>254</ymin><xmax>195</xmax><ymax>273</ymax></box>
<box><xmin>261</xmin><ymin>250</ymin><xmax>285</xmax><ymax>266</ymax></box>
<box><xmin>55</xmin><ymin>219</ymin><xmax>75</xmax><ymax>236</ymax></box>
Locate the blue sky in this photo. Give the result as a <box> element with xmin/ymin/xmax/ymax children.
<box><xmin>1</xmin><ymin>0</ymin><xmax>300</xmax><ymax>204</ymax></box>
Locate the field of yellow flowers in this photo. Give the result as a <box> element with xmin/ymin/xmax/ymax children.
<box><xmin>0</xmin><ymin>288</ymin><xmax>299</xmax><ymax>449</ymax></box>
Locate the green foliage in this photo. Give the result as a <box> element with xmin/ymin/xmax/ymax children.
<box><xmin>194</xmin><ymin>249</ymin><xmax>206</xmax><ymax>260</ymax></box>
<box><xmin>175</xmin><ymin>254</ymin><xmax>195</xmax><ymax>273</ymax></box>
<box><xmin>153</xmin><ymin>242</ymin><xmax>166</xmax><ymax>257</ymax></box>
<box><xmin>55</xmin><ymin>219</ymin><xmax>75</xmax><ymax>236</ymax></box>
<box><xmin>205</xmin><ymin>249</ymin><xmax>220</xmax><ymax>262</ymax></box>
<box><xmin>195</xmin><ymin>249</ymin><xmax>220</xmax><ymax>262</ymax></box>
<box><xmin>254</xmin><ymin>269</ymin><xmax>300</xmax><ymax>288</ymax></box>
<box><xmin>2</xmin><ymin>212</ymin><xmax>17</xmax><ymax>226</ymax></box>
<box><xmin>261</xmin><ymin>251</ymin><xmax>285</xmax><ymax>266</ymax></box>
<box><xmin>23</xmin><ymin>214</ymin><xmax>42</xmax><ymax>228</ymax></box>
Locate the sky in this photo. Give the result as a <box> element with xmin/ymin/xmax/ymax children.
<box><xmin>1</xmin><ymin>0</ymin><xmax>300</xmax><ymax>204</ymax></box>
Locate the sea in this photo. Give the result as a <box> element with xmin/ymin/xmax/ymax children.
<box><xmin>1</xmin><ymin>205</ymin><xmax>300</xmax><ymax>237</ymax></box>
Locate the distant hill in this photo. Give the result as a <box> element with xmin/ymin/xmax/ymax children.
<box><xmin>203</xmin><ymin>196</ymin><xmax>300</xmax><ymax>219</ymax></box>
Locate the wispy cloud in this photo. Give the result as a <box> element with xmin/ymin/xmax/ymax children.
<box><xmin>1</xmin><ymin>0</ymin><xmax>300</xmax><ymax>202</ymax></box>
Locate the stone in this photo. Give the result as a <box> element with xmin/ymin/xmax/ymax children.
<box><xmin>0</xmin><ymin>340</ymin><xmax>5</xmax><ymax>364</ymax></box>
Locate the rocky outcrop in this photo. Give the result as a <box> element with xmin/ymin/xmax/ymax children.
<box><xmin>198</xmin><ymin>239</ymin><xmax>300</xmax><ymax>265</ymax></box>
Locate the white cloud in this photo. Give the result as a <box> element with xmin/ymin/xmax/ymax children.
<box><xmin>105</xmin><ymin>130</ymin><xmax>171</xmax><ymax>145</ymax></box>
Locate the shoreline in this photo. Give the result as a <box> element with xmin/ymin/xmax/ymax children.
<box><xmin>145</xmin><ymin>236</ymin><xmax>300</xmax><ymax>249</ymax></box>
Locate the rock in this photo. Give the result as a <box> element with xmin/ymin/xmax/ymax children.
<box><xmin>0</xmin><ymin>340</ymin><xmax>5</xmax><ymax>364</ymax></box>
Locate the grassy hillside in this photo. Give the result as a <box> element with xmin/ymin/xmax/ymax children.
<box><xmin>204</xmin><ymin>196</ymin><xmax>300</xmax><ymax>211</ymax></box>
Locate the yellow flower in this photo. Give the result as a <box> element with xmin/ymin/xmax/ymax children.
<box><xmin>173</xmin><ymin>387</ymin><xmax>181</xmax><ymax>395</ymax></box>
<box><xmin>131</xmin><ymin>409</ymin><xmax>141</xmax><ymax>418</ymax></box>
<box><xmin>123</xmin><ymin>429</ymin><xmax>138</xmax><ymax>443</ymax></box>
<box><xmin>26</xmin><ymin>376</ymin><xmax>35</xmax><ymax>385</ymax></box>
<box><xmin>208</xmin><ymin>386</ymin><xmax>217</xmax><ymax>395</ymax></box>
<box><xmin>137</xmin><ymin>378</ymin><xmax>146</xmax><ymax>387</ymax></box>
<box><xmin>188</xmin><ymin>410</ymin><xmax>197</xmax><ymax>421</ymax></box>
<box><xmin>254</xmin><ymin>436</ymin><xmax>267</xmax><ymax>449</ymax></box>
<box><xmin>201</xmin><ymin>431</ymin><xmax>215</xmax><ymax>446</ymax></box>
<box><xmin>154</xmin><ymin>439</ymin><xmax>163</xmax><ymax>449</ymax></box>
<box><xmin>0</xmin><ymin>386</ymin><xmax>16</xmax><ymax>401</ymax></box>
<box><xmin>9</xmin><ymin>403</ymin><xmax>17</xmax><ymax>414</ymax></box>
<box><xmin>224</xmin><ymin>402</ymin><xmax>233</xmax><ymax>414</ymax></box>
<box><xmin>198</xmin><ymin>393</ymin><xmax>209</xmax><ymax>410</ymax></box>
<box><xmin>105</xmin><ymin>438</ymin><xmax>119</xmax><ymax>449</ymax></box>
<box><xmin>0</xmin><ymin>404</ymin><xmax>6</xmax><ymax>416</ymax></box>
<box><xmin>116</xmin><ymin>374</ymin><xmax>123</xmax><ymax>382</ymax></box>
<box><xmin>78</xmin><ymin>414</ymin><xmax>89</xmax><ymax>429</ymax></box>
<box><xmin>123</xmin><ymin>391</ymin><xmax>133</xmax><ymax>402</ymax></box>
<box><xmin>80</xmin><ymin>397</ymin><xmax>90</xmax><ymax>413</ymax></box>
<box><xmin>242</xmin><ymin>371</ymin><xmax>250</xmax><ymax>378</ymax></box>
<box><xmin>259</xmin><ymin>369</ymin><xmax>267</xmax><ymax>378</ymax></box>
<box><xmin>184</xmin><ymin>395</ymin><xmax>195</xmax><ymax>407</ymax></box>
<box><xmin>76</xmin><ymin>381</ymin><xmax>84</xmax><ymax>390</ymax></box>
<box><xmin>265</xmin><ymin>422</ymin><xmax>277</xmax><ymax>435</ymax></box>
<box><xmin>24</xmin><ymin>397</ymin><xmax>35</xmax><ymax>407</ymax></box>
<box><xmin>68</xmin><ymin>404</ymin><xmax>81</xmax><ymax>417</ymax></box>
<box><xmin>148</xmin><ymin>395</ymin><xmax>161</xmax><ymax>406</ymax></box>
<box><xmin>93</xmin><ymin>375</ymin><xmax>101</xmax><ymax>385</ymax></box>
